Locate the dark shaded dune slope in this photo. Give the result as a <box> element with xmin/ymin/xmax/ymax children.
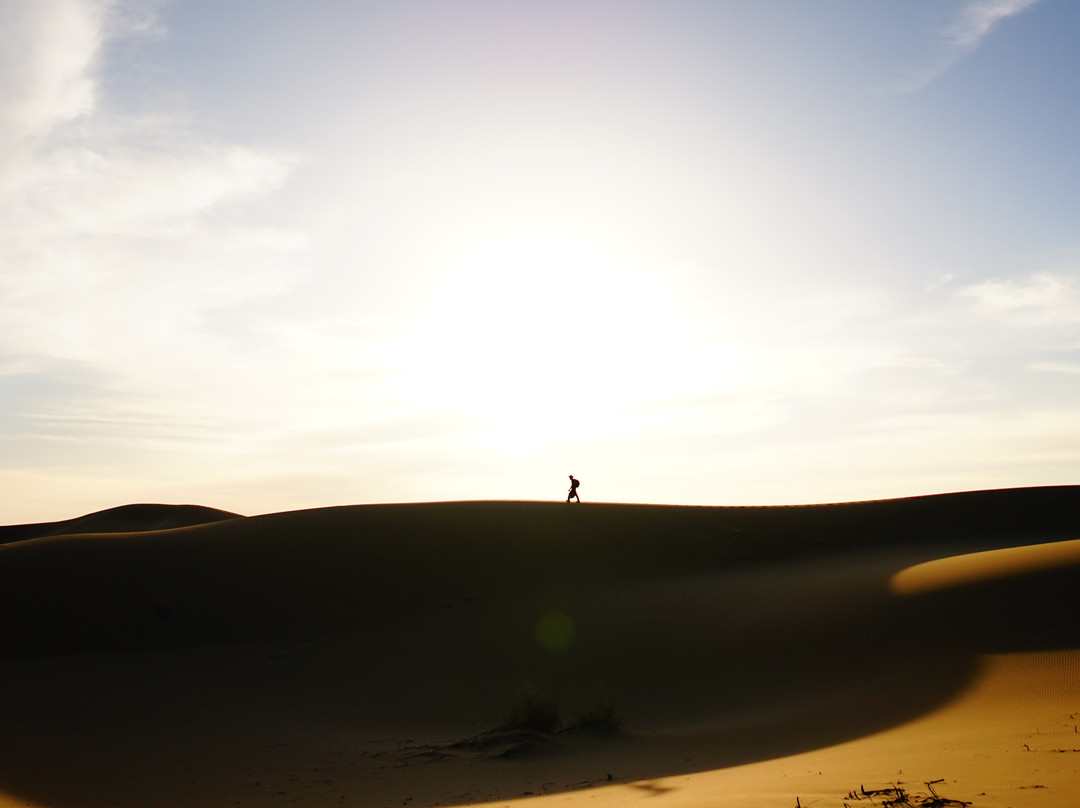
<box><xmin>0</xmin><ymin>486</ymin><xmax>1077</xmax><ymax>654</ymax></box>
<box><xmin>0</xmin><ymin>503</ymin><xmax>243</xmax><ymax>544</ymax></box>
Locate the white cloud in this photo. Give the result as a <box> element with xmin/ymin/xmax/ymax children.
<box><xmin>925</xmin><ymin>272</ymin><xmax>957</xmax><ymax>292</ymax></box>
<box><xmin>0</xmin><ymin>0</ymin><xmax>312</xmax><ymax>463</ymax></box>
<box><xmin>893</xmin><ymin>0</ymin><xmax>1043</xmax><ymax>92</ymax></box>
<box><xmin>1029</xmin><ymin>361</ymin><xmax>1080</xmax><ymax>375</ymax></box>
<box><xmin>0</xmin><ymin>0</ymin><xmax>104</xmax><ymax>153</ymax></box>
<box><xmin>8</xmin><ymin>140</ymin><xmax>295</xmax><ymax>237</ymax></box>
<box><xmin>959</xmin><ymin>271</ymin><xmax>1078</xmax><ymax>324</ymax></box>
<box><xmin>0</xmin><ymin>0</ymin><xmax>167</xmax><ymax>147</ymax></box>
<box><xmin>945</xmin><ymin>0</ymin><xmax>1042</xmax><ymax>50</ymax></box>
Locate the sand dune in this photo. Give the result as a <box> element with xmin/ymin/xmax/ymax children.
<box><xmin>0</xmin><ymin>487</ymin><xmax>1076</xmax><ymax>807</ymax></box>
<box><xmin>0</xmin><ymin>503</ymin><xmax>242</xmax><ymax>545</ymax></box>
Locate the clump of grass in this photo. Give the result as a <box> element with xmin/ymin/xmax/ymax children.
<box><xmin>500</xmin><ymin>688</ymin><xmax>561</xmax><ymax>733</ymax></box>
<box><xmin>569</xmin><ymin>698</ymin><xmax>623</xmax><ymax>733</ymax></box>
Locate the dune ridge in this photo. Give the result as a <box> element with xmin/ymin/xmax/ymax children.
<box><xmin>0</xmin><ymin>486</ymin><xmax>1076</xmax><ymax>808</ymax></box>
<box><xmin>0</xmin><ymin>502</ymin><xmax>242</xmax><ymax>545</ymax></box>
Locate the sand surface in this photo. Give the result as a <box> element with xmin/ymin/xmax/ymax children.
<box><xmin>0</xmin><ymin>487</ymin><xmax>1076</xmax><ymax>807</ymax></box>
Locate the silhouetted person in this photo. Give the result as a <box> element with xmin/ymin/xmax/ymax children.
<box><xmin>567</xmin><ymin>475</ymin><xmax>581</xmax><ymax>503</ymax></box>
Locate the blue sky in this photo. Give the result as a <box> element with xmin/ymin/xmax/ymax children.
<box><xmin>2</xmin><ymin>0</ymin><xmax>1079</xmax><ymax>521</ymax></box>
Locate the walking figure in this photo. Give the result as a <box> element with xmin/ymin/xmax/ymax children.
<box><xmin>567</xmin><ymin>475</ymin><xmax>581</xmax><ymax>503</ymax></box>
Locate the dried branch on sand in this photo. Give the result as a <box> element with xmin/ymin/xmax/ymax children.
<box><xmin>840</xmin><ymin>781</ymin><xmax>971</xmax><ymax>807</ymax></box>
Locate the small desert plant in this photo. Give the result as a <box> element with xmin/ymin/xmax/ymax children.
<box><xmin>569</xmin><ymin>698</ymin><xmax>623</xmax><ymax>733</ymax></box>
<box><xmin>500</xmin><ymin>688</ymin><xmax>561</xmax><ymax>733</ymax></box>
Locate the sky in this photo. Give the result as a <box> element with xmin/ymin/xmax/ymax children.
<box><xmin>2</xmin><ymin>0</ymin><xmax>1080</xmax><ymax>521</ymax></box>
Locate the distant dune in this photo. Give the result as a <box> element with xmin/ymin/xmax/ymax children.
<box><xmin>0</xmin><ymin>502</ymin><xmax>242</xmax><ymax>544</ymax></box>
<box><xmin>0</xmin><ymin>487</ymin><xmax>1076</xmax><ymax>808</ymax></box>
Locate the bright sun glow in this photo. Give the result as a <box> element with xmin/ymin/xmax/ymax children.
<box><xmin>387</xmin><ymin>230</ymin><xmax>719</xmax><ymax>454</ymax></box>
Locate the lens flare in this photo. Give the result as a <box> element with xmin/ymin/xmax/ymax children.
<box><xmin>535</xmin><ymin>610</ymin><xmax>576</xmax><ymax>653</ymax></box>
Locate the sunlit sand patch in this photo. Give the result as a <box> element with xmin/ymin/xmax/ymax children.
<box><xmin>890</xmin><ymin>537</ymin><xmax>1080</xmax><ymax>596</ymax></box>
<box><xmin>461</xmin><ymin>652</ymin><xmax>1080</xmax><ymax>808</ymax></box>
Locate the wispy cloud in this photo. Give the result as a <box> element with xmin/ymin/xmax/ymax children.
<box><xmin>1029</xmin><ymin>361</ymin><xmax>1080</xmax><ymax>375</ymax></box>
<box><xmin>893</xmin><ymin>0</ymin><xmax>1044</xmax><ymax>92</ymax></box>
<box><xmin>0</xmin><ymin>0</ymin><xmax>308</xmax><ymax>456</ymax></box>
<box><xmin>959</xmin><ymin>271</ymin><xmax>1078</xmax><ymax>324</ymax></box>
<box><xmin>0</xmin><ymin>0</ymin><xmax>103</xmax><ymax>153</ymax></box>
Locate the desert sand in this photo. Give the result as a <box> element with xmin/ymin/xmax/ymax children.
<box><xmin>0</xmin><ymin>486</ymin><xmax>1077</xmax><ymax>808</ymax></box>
